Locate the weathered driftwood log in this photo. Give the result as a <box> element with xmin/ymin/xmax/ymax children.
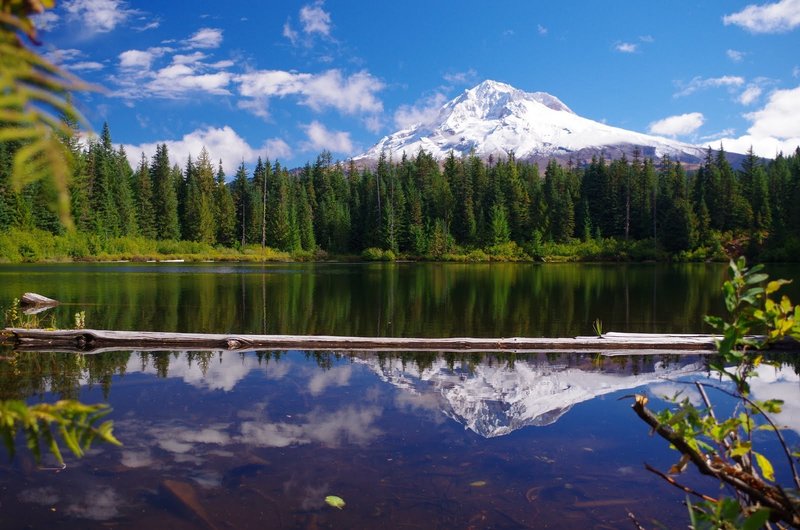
<box><xmin>20</xmin><ymin>293</ymin><xmax>59</xmax><ymax>307</ymax></box>
<box><xmin>19</xmin><ymin>293</ymin><xmax>60</xmax><ymax>315</ymax></box>
<box><xmin>5</xmin><ymin>328</ymin><xmax>796</xmax><ymax>355</ymax></box>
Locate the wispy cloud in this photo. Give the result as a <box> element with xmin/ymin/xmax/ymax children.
<box><xmin>300</xmin><ymin>1</ymin><xmax>332</xmax><ymax>36</ymax></box>
<box><xmin>184</xmin><ymin>27</ymin><xmax>223</xmax><ymax>49</ymax></box>
<box><xmin>32</xmin><ymin>11</ymin><xmax>60</xmax><ymax>31</ymax></box>
<box><xmin>283</xmin><ymin>21</ymin><xmax>299</xmax><ymax>45</ymax></box>
<box><xmin>738</xmin><ymin>84</ymin><xmax>763</xmax><ymax>105</ymax></box>
<box><xmin>674</xmin><ymin>75</ymin><xmax>745</xmax><ymax>97</ymax></box>
<box><xmin>537</xmin><ymin>24</ymin><xmax>548</xmax><ymax>36</ymax></box>
<box><xmin>648</xmin><ymin>112</ymin><xmax>705</xmax><ymax>137</ymax></box>
<box><xmin>723</xmin><ymin>0</ymin><xmax>800</xmax><ymax>33</ymax></box>
<box><xmin>726</xmin><ymin>49</ymin><xmax>746</xmax><ymax>62</ymax></box>
<box><xmin>284</xmin><ymin>0</ymin><xmax>335</xmax><ymax>47</ymax></box>
<box><xmin>443</xmin><ymin>69</ymin><xmax>478</xmax><ymax>85</ymax></box>
<box><xmin>133</xmin><ymin>17</ymin><xmax>160</xmax><ymax>32</ymax></box>
<box><xmin>69</xmin><ymin>61</ymin><xmax>105</xmax><ymax>71</ymax></box>
<box><xmin>700</xmin><ymin>128</ymin><xmax>737</xmax><ymax>142</ymax></box>
<box><xmin>615</xmin><ymin>42</ymin><xmax>638</xmax><ymax>53</ymax></box>
<box><xmin>394</xmin><ymin>92</ymin><xmax>447</xmax><ymax>129</ymax></box>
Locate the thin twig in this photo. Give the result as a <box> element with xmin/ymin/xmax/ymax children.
<box><xmin>644</xmin><ymin>463</ymin><xmax>718</xmax><ymax>503</ymax></box>
<box><xmin>700</xmin><ymin>381</ymin><xmax>800</xmax><ymax>491</ymax></box>
<box><xmin>626</xmin><ymin>510</ymin><xmax>647</xmax><ymax>530</ymax></box>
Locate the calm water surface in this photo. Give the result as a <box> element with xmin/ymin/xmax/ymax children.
<box><xmin>0</xmin><ymin>262</ymin><xmax>798</xmax><ymax>529</ymax></box>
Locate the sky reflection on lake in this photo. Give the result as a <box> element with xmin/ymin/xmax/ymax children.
<box><xmin>2</xmin><ymin>349</ymin><xmax>797</xmax><ymax>529</ymax></box>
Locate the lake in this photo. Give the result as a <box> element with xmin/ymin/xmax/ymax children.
<box><xmin>0</xmin><ymin>262</ymin><xmax>798</xmax><ymax>529</ymax></box>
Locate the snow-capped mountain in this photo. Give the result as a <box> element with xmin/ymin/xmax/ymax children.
<box><xmin>356</xmin><ymin>355</ymin><xmax>704</xmax><ymax>438</ymax></box>
<box><xmin>356</xmin><ymin>80</ymin><xmax>711</xmax><ymax>165</ymax></box>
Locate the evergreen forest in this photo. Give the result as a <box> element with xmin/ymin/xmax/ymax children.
<box><xmin>1</xmin><ymin>121</ymin><xmax>799</xmax><ymax>262</ymax></box>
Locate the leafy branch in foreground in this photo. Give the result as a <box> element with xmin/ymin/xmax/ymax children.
<box><xmin>1</xmin><ymin>0</ymin><xmax>93</xmax><ymax>228</ymax></box>
<box><xmin>630</xmin><ymin>257</ymin><xmax>800</xmax><ymax>529</ymax></box>
<box><xmin>0</xmin><ymin>0</ymin><xmax>118</xmax><ymax>465</ymax></box>
<box><xmin>0</xmin><ymin>399</ymin><xmax>120</xmax><ymax>465</ymax></box>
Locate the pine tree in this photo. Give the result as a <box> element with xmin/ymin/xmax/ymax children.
<box><xmin>133</xmin><ymin>153</ymin><xmax>157</xmax><ymax>239</ymax></box>
<box><xmin>113</xmin><ymin>146</ymin><xmax>138</xmax><ymax>236</ymax></box>
<box><xmin>151</xmin><ymin>144</ymin><xmax>180</xmax><ymax>240</ymax></box>
<box><xmin>232</xmin><ymin>162</ymin><xmax>250</xmax><ymax>247</ymax></box>
<box><xmin>214</xmin><ymin>160</ymin><xmax>236</xmax><ymax>247</ymax></box>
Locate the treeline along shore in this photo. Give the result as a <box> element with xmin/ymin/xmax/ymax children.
<box><xmin>1</xmin><ymin>121</ymin><xmax>799</xmax><ymax>262</ymax></box>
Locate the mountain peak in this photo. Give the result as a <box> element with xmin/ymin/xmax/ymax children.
<box><xmin>356</xmin><ymin>80</ymin><xmax>707</xmax><ymax>165</ymax></box>
<box><xmin>462</xmin><ymin>80</ymin><xmax>574</xmax><ymax>115</ymax></box>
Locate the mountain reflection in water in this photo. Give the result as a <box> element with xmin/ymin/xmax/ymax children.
<box><xmin>1</xmin><ymin>349</ymin><xmax>798</xmax><ymax>529</ymax></box>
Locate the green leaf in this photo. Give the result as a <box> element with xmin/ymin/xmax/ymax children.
<box><xmin>742</xmin><ymin>508</ymin><xmax>770</xmax><ymax>530</ymax></box>
<box><xmin>325</xmin><ymin>495</ymin><xmax>345</xmax><ymax>510</ymax></box>
<box><xmin>745</xmin><ymin>273</ymin><xmax>768</xmax><ymax>285</ymax></box>
<box><xmin>753</xmin><ymin>452</ymin><xmax>775</xmax><ymax>482</ymax></box>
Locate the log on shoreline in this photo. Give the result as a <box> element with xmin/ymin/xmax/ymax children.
<box><xmin>5</xmin><ymin>328</ymin><xmax>797</xmax><ymax>355</ymax></box>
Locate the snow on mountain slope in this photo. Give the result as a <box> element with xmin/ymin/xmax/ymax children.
<box><xmin>356</xmin><ymin>355</ymin><xmax>704</xmax><ymax>438</ymax></box>
<box><xmin>357</xmin><ymin>80</ymin><xmax>709</xmax><ymax>164</ymax></box>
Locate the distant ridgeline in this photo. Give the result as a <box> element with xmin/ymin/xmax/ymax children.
<box><xmin>0</xmin><ymin>121</ymin><xmax>799</xmax><ymax>261</ymax></box>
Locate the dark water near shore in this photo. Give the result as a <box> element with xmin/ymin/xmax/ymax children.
<box><xmin>0</xmin><ymin>262</ymin><xmax>798</xmax><ymax>529</ymax></box>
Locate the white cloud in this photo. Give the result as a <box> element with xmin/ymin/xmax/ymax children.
<box><xmin>67</xmin><ymin>488</ymin><xmax>122</xmax><ymax>521</ymax></box>
<box><xmin>362</xmin><ymin>115</ymin><xmax>383</xmax><ymax>134</ymax></box>
<box><xmin>615</xmin><ymin>42</ymin><xmax>638</xmax><ymax>53</ymax></box>
<box><xmin>302</xmin><ymin>121</ymin><xmax>353</xmax><ymax>153</ymax></box>
<box><xmin>239</xmin><ymin>406</ymin><xmax>382</xmax><ymax>448</ymax></box>
<box><xmin>750</xmin><ymin>366</ymin><xmax>800</xmax><ymax>435</ymax></box>
<box><xmin>133</xmin><ymin>18</ymin><xmax>160</xmax><ymax>32</ymax></box>
<box><xmin>283</xmin><ymin>21</ymin><xmax>299</xmax><ymax>45</ymax></box>
<box><xmin>746</xmin><ymin>85</ymin><xmax>800</xmax><ymax>137</ymax></box>
<box><xmin>723</xmin><ymin>0</ymin><xmax>800</xmax><ymax>33</ymax></box>
<box><xmin>648</xmin><ymin>112</ymin><xmax>705</xmax><ymax>137</ymax></box>
<box><xmin>794</xmin><ymin>66</ymin><xmax>800</xmax><ymax>77</ymax></box>
<box><xmin>119</xmin><ymin>49</ymin><xmax>154</xmax><ymax>69</ymax></box>
<box><xmin>394</xmin><ymin>92</ymin><xmax>448</xmax><ymax>129</ymax></box>
<box><xmin>184</xmin><ymin>27</ymin><xmax>223</xmax><ymax>49</ymax></box>
<box><xmin>704</xmin><ymin>85</ymin><xmax>800</xmax><ymax>157</ymax></box>
<box><xmin>69</xmin><ymin>61</ymin><xmax>104</xmax><ymax>71</ymax></box>
<box><xmin>237</xmin><ymin>69</ymin><xmax>384</xmax><ymax>116</ymax></box>
<box><xmin>738</xmin><ymin>84</ymin><xmax>763</xmax><ymax>105</ymax></box>
<box><xmin>537</xmin><ymin>24</ymin><xmax>548</xmax><ymax>36</ymax></box>
<box><xmin>172</xmin><ymin>52</ymin><xmax>207</xmax><ymax>65</ymax></box>
<box><xmin>148</xmin><ymin>64</ymin><xmax>231</xmax><ymax>97</ymax></box>
<box><xmin>44</xmin><ymin>48</ymin><xmax>84</xmax><ymax>63</ymax></box>
<box><xmin>63</xmin><ymin>0</ymin><xmax>136</xmax><ymax>33</ymax></box>
<box><xmin>33</xmin><ymin>11</ymin><xmax>60</xmax><ymax>31</ymax></box>
<box><xmin>443</xmin><ymin>69</ymin><xmax>478</xmax><ymax>85</ymax></box>
<box><xmin>639</xmin><ymin>34</ymin><xmax>655</xmax><ymax>43</ymax></box>
<box><xmin>123</xmin><ymin>126</ymin><xmax>292</xmax><ymax>175</ymax></box>
<box><xmin>700</xmin><ymin>128</ymin><xmax>737</xmax><ymax>142</ymax></box>
<box><xmin>308</xmin><ymin>365</ymin><xmax>351</xmax><ymax>396</ymax></box>
<box><xmin>299</xmin><ymin>1</ymin><xmax>332</xmax><ymax>36</ymax></box>
<box><xmin>674</xmin><ymin>75</ymin><xmax>745</xmax><ymax>97</ymax></box>
<box><xmin>726</xmin><ymin>49</ymin><xmax>745</xmax><ymax>62</ymax></box>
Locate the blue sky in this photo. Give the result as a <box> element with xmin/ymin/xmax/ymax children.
<box><xmin>34</xmin><ymin>0</ymin><xmax>800</xmax><ymax>173</ymax></box>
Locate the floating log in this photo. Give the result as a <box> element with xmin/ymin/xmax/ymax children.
<box><xmin>4</xmin><ymin>328</ymin><xmax>798</xmax><ymax>355</ymax></box>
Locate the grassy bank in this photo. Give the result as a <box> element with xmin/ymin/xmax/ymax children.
<box><xmin>0</xmin><ymin>228</ymin><xmax>776</xmax><ymax>264</ymax></box>
<box><xmin>0</xmin><ymin>229</ymin><xmax>295</xmax><ymax>263</ymax></box>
